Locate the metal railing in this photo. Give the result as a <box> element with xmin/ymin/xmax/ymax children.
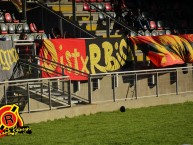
<box><xmin>1</xmin><ymin>55</ymin><xmax>193</xmax><ymax>113</ymax></box>
<box><xmin>33</xmin><ymin>0</ymin><xmax>97</xmax><ymax>38</ymax></box>
<box><xmin>88</xmin><ymin>65</ymin><xmax>193</xmax><ymax>103</ymax></box>
<box><xmin>0</xmin><ymin>76</ymin><xmax>71</xmax><ymax>113</ymax></box>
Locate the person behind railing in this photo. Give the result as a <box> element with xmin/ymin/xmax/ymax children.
<box><xmin>111</xmin><ymin>0</ymin><xmax>126</xmax><ymax>31</ymax></box>
<box><xmin>51</xmin><ymin>27</ymin><xmax>63</xmax><ymax>39</ymax></box>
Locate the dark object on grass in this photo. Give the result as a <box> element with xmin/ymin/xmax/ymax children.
<box><xmin>120</xmin><ymin>106</ymin><xmax>126</xmax><ymax>112</ymax></box>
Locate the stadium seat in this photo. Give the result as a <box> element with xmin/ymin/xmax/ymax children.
<box><xmin>27</xmin><ymin>34</ymin><xmax>34</xmax><ymax>41</ymax></box>
<box><xmin>97</xmin><ymin>3</ymin><xmax>105</xmax><ymax>11</ymax></box>
<box><xmin>42</xmin><ymin>33</ymin><xmax>48</xmax><ymax>39</ymax></box>
<box><xmin>141</xmin><ymin>11</ymin><xmax>149</xmax><ymax>20</ymax></box>
<box><xmin>149</xmin><ymin>20</ymin><xmax>157</xmax><ymax>30</ymax></box>
<box><xmin>165</xmin><ymin>29</ymin><xmax>172</xmax><ymax>35</ymax></box>
<box><xmin>138</xmin><ymin>30</ymin><xmax>144</xmax><ymax>36</ymax></box>
<box><xmin>98</xmin><ymin>13</ymin><xmax>105</xmax><ymax>20</ymax></box>
<box><xmin>11</xmin><ymin>13</ymin><xmax>19</xmax><ymax>23</ymax></box>
<box><xmin>157</xmin><ymin>20</ymin><xmax>164</xmax><ymax>30</ymax></box>
<box><xmin>23</xmin><ymin>23</ymin><xmax>30</xmax><ymax>33</ymax></box>
<box><xmin>130</xmin><ymin>31</ymin><xmax>137</xmax><ymax>37</ymax></box>
<box><xmin>141</xmin><ymin>20</ymin><xmax>150</xmax><ymax>30</ymax></box>
<box><xmin>35</xmin><ymin>34</ymin><xmax>42</xmax><ymax>40</ymax></box>
<box><xmin>151</xmin><ymin>30</ymin><xmax>158</xmax><ymax>36</ymax></box>
<box><xmin>0</xmin><ymin>23</ymin><xmax>8</xmax><ymax>34</ymax></box>
<box><xmin>16</xmin><ymin>24</ymin><xmax>23</xmax><ymax>34</ymax></box>
<box><xmin>0</xmin><ymin>12</ymin><xmax>4</xmax><ymax>22</ymax></box>
<box><xmin>5</xmin><ymin>12</ymin><xmax>12</xmax><ymax>23</ymax></box>
<box><xmin>144</xmin><ymin>30</ymin><xmax>151</xmax><ymax>36</ymax></box>
<box><xmin>158</xmin><ymin>30</ymin><xmax>166</xmax><ymax>35</ymax></box>
<box><xmin>30</xmin><ymin>23</ymin><xmax>37</xmax><ymax>33</ymax></box>
<box><xmin>11</xmin><ymin>34</ymin><xmax>19</xmax><ymax>41</ymax></box>
<box><xmin>84</xmin><ymin>3</ymin><xmax>97</xmax><ymax>12</ymax></box>
<box><xmin>105</xmin><ymin>3</ymin><xmax>112</xmax><ymax>11</ymax></box>
<box><xmin>83</xmin><ymin>3</ymin><xmax>90</xmax><ymax>11</ymax></box>
<box><xmin>2</xmin><ymin>35</ymin><xmax>11</xmax><ymax>41</ymax></box>
<box><xmin>90</xmin><ymin>5</ymin><xmax>96</xmax><ymax>12</ymax></box>
<box><xmin>8</xmin><ymin>24</ymin><xmax>15</xmax><ymax>34</ymax></box>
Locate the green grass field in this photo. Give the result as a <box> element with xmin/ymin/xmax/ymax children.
<box><xmin>1</xmin><ymin>102</ymin><xmax>193</xmax><ymax>145</ymax></box>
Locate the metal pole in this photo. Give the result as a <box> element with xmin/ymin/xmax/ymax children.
<box><xmin>106</xmin><ymin>16</ymin><xmax>110</xmax><ymax>38</ymax></box>
<box><xmin>48</xmin><ymin>81</ymin><xmax>52</xmax><ymax>110</ymax></box>
<box><xmin>156</xmin><ymin>72</ymin><xmax>159</xmax><ymax>97</ymax></box>
<box><xmin>59</xmin><ymin>0</ymin><xmax>63</xmax><ymax>37</ymax></box>
<box><xmin>176</xmin><ymin>69</ymin><xmax>179</xmax><ymax>95</ymax></box>
<box><xmin>72</xmin><ymin>0</ymin><xmax>77</xmax><ymax>22</ymax></box>
<box><xmin>113</xmin><ymin>75</ymin><xmax>116</xmax><ymax>102</ymax></box>
<box><xmin>41</xmin><ymin>80</ymin><xmax>43</xmax><ymax>102</ymax></box>
<box><xmin>62</xmin><ymin>68</ymin><xmax>65</xmax><ymax>94</ymax></box>
<box><xmin>135</xmin><ymin>73</ymin><xmax>137</xmax><ymax>99</ymax></box>
<box><xmin>22</xmin><ymin>0</ymin><xmax>27</xmax><ymax>22</ymax></box>
<box><xmin>4</xmin><ymin>84</ymin><xmax>7</xmax><ymax>105</ymax></box>
<box><xmin>88</xmin><ymin>75</ymin><xmax>92</xmax><ymax>104</ymax></box>
<box><xmin>72</xmin><ymin>0</ymin><xmax>77</xmax><ymax>37</ymax></box>
<box><xmin>68</xmin><ymin>79</ymin><xmax>71</xmax><ymax>107</ymax></box>
<box><xmin>27</xmin><ymin>82</ymin><xmax>30</xmax><ymax>113</ymax></box>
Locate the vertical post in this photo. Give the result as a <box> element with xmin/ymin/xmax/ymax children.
<box><xmin>33</xmin><ymin>42</ymin><xmax>36</xmax><ymax>56</ymax></box>
<box><xmin>4</xmin><ymin>84</ymin><xmax>7</xmax><ymax>105</ymax></box>
<box><xmin>106</xmin><ymin>16</ymin><xmax>110</xmax><ymax>38</ymax></box>
<box><xmin>113</xmin><ymin>75</ymin><xmax>116</xmax><ymax>102</ymax></box>
<box><xmin>72</xmin><ymin>0</ymin><xmax>77</xmax><ymax>22</ymax></box>
<box><xmin>27</xmin><ymin>82</ymin><xmax>30</xmax><ymax>113</ymax></box>
<box><xmin>48</xmin><ymin>81</ymin><xmax>52</xmax><ymax>110</ymax></box>
<box><xmin>72</xmin><ymin>0</ymin><xmax>77</xmax><ymax>37</ymax></box>
<box><xmin>134</xmin><ymin>73</ymin><xmax>138</xmax><ymax>99</ymax></box>
<box><xmin>156</xmin><ymin>72</ymin><xmax>159</xmax><ymax>97</ymax></box>
<box><xmin>88</xmin><ymin>75</ymin><xmax>92</xmax><ymax>104</ymax></box>
<box><xmin>68</xmin><ymin>79</ymin><xmax>71</xmax><ymax>107</ymax></box>
<box><xmin>22</xmin><ymin>0</ymin><xmax>27</xmax><ymax>22</ymax></box>
<box><xmin>176</xmin><ymin>69</ymin><xmax>179</xmax><ymax>95</ymax></box>
<box><xmin>89</xmin><ymin>9</ymin><xmax>92</xmax><ymax>32</ymax></box>
<box><xmin>58</xmin><ymin>0</ymin><xmax>63</xmax><ymax>38</ymax></box>
<box><xmin>41</xmin><ymin>80</ymin><xmax>43</xmax><ymax>102</ymax></box>
<box><xmin>62</xmin><ymin>68</ymin><xmax>65</xmax><ymax>94</ymax></box>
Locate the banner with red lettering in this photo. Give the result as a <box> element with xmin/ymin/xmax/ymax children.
<box><xmin>129</xmin><ymin>34</ymin><xmax>193</xmax><ymax>67</ymax></box>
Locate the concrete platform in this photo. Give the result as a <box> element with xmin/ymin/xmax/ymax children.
<box><xmin>21</xmin><ymin>92</ymin><xmax>193</xmax><ymax>124</ymax></box>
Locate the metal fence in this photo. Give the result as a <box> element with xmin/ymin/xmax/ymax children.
<box><xmin>0</xmin><ymin>64</ymin><xmax>193</xmax><ymax>113</ymax></box>
<box><xmin>0</xmin><ymin>76</ymin><xmax>71</xmax><ymax>113</ymax></box>
<box><xmin>88</xmin><ymin>64</ymin><xmax>193</xmax><ymax>103</ymax></box>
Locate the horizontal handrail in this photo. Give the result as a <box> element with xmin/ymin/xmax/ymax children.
<box><xmin>90</xmin><ymin>65</ymin><xmax>190</xmax><ymax>76</ymax></box>
<box><xmin>35</xmin><ymin>55</ymin><xmax>88</xmax><ymax>77</ymax></box>
<box><xmin>19</xmin><ymin>58</ymin><xmax>64</xmax><ymax>75</ymax></box>
<box><xmin>0</xmin><ymin>75</ymin><xmax>69</xmax><ymax>84</ymax></box>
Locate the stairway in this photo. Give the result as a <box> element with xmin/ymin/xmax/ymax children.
<box><xmin>45</xmin><ymin>0</ymin><xmax>123</xmax><ymax>38</ymax></box>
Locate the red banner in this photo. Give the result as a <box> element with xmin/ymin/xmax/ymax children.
<box><xmin>129</xmin><ymin>34</ymin><xmax>193</xmax><ymax>67</ymax></box>
<box><xmin>39</xmin><ymin>39</ymin><xmax>88</xmax><ymax>80</ymax></box>
<box><xmin>39</xmin><ymin>37</ymin><xmax>130</xmax><ymax>80</ymax></box>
